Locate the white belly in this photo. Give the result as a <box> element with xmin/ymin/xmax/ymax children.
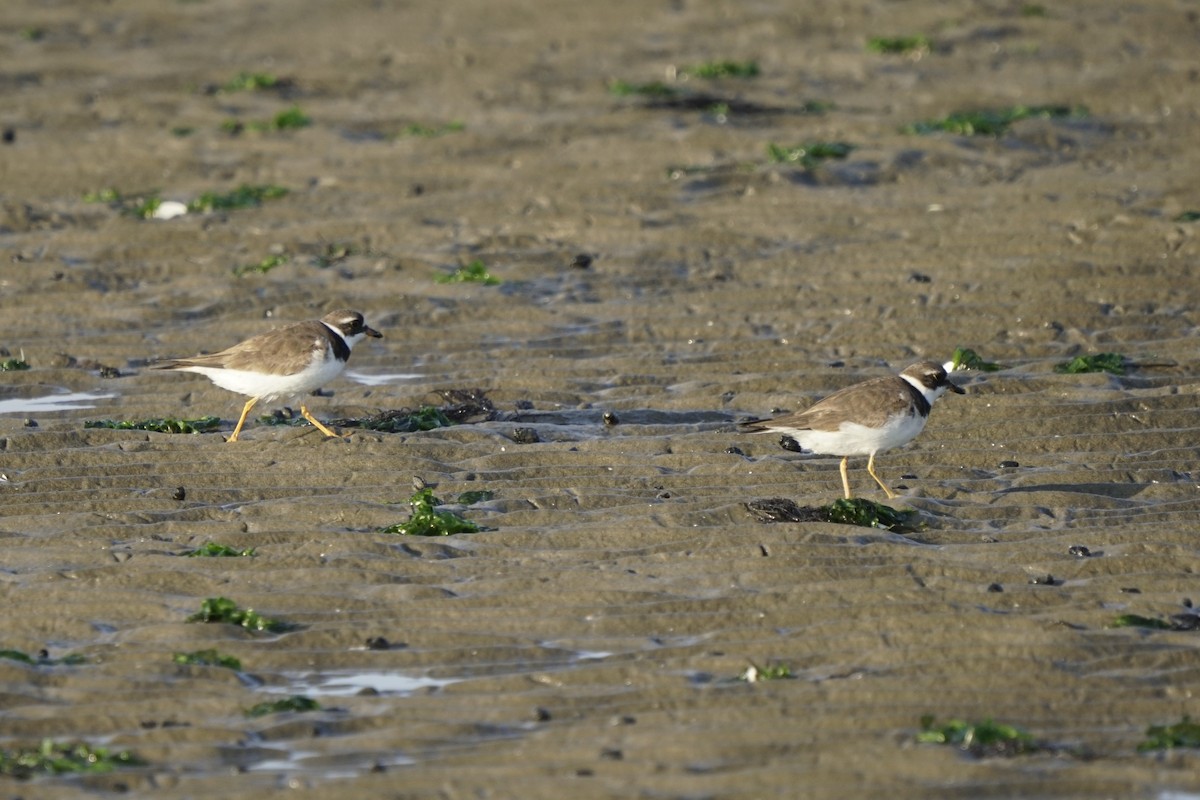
<box><xmin>180</xmin><ymin>355</ymin><xmax>345</xmax><ymax>403</ymax></box>
<box><xmin>790</xmin><ymin>412</ymin><xmax>927</xmax><ymax>457</ymax></box>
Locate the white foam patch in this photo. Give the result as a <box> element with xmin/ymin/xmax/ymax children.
<box><xmin>264</xmin><ymin>670</ymin><xmax>460</xmax><ymax>697</ymax></box>
<box><xmin>344</xmin><ymin>370</ymin><xmax>424</xmax><ymax>386</ymax></box>
<box><xmin>0</xmin><ymin>392</ymin><xmax>116</xmax><ymax>415</ymax></box>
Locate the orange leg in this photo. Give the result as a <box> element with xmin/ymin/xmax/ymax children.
<box><xmin>839</xmin><ymin>456</ymin><xmax>853</xmax><ymax>499</ymax></box>
<box><xmin>299</xmin><ymin>404</ymin><xmax>341</xmax><ymax>438</ymax></box>
<box><xmin>228</xmin><ymin>397</ymin><xmax>259</xmax><ymax>443</ymax></box>
<box><xmin>866</xmin><ymin>452</ymin><xmax>897</xmax><ymax>499</ymax></box>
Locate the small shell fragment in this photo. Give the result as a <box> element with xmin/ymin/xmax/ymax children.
<box><xmin>152</xmin><ymin>200</ymin><xmax>189</xmax><ymax>220</ymax></box>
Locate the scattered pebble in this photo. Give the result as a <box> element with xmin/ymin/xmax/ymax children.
<box><xmin>511</xmin><ymin>427</ymin><xmax>539</xmax><ymax>444</ymax></box>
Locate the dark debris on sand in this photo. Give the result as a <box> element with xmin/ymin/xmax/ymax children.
<box><xmin>326</xmin><ymin>388</ymin><xmax>501</xmax><ymax>433</ymax></box>
<box><xmin>745</xmin><ymin>497</ymin><xmax>920</xmax><ymax>533</ymax></box>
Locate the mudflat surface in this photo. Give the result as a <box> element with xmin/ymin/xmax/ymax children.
<box><xmin>2</xmin><ymin>1</ymin><xmax>1200</xmax><ymax>797</ymax></box>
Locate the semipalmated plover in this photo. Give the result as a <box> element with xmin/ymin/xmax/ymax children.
<box><xmin>154</xmin><ymin>309</ymin><xmax>382</xmax><ymax>442</ymax></box>
<box><xmin>739</xmin><ymin>361</ymin><xmax>963</xmax><ymax>499</ymax></box>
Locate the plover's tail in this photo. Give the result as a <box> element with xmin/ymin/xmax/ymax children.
<box><xmin>737</xmin><ymin>417</ymin><xmax>775</xmax><ymax>434</ymax></box>
<box><xmin>150</xmin><ymin>354</ymin><xmax>225</xmax><ymax>371</ymax></box>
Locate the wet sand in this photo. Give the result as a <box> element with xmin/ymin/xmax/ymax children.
<box><xmin>2</xmin><ymin>0</ymin><xmax>1200</xmax><ymax>796</ymax></box>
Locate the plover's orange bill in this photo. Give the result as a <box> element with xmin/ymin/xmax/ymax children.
<box><xmin>740</xmin><ymin>361</ymin><xmax>964</xmax><ymax>499</ymax></box>
<box><xmin>154</xmin><ymin>309</ymin><xmax>382</xmax><ymax>442</ymax></box>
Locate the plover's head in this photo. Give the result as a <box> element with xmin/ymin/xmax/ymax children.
<box><xmin>321</xmin><ymin>309</ymin><xmax>382</xmax><ymax>347</ymax></box>
<box><xmin>900</xmin><ymin>361</ymin><xmax>965</xmax><ymax>403</ymax></box>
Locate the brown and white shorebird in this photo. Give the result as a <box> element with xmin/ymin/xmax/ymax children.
<box><xmin>739</xmin><ymin>361</ymin><xmax>964</xmax><ymax>499</ymax></box>
<box><xmin>153</xmin><ymin>309</ymin><xmax>382</xmax><ymax>442</ymax></box>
